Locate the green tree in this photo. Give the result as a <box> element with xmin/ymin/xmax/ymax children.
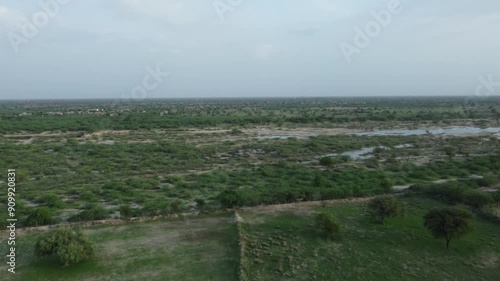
<box><xmin>35</xmin><ymin>227</ymin><xmax>94</xmax><ymax>266</ymax></box>
<box><xmin>367</xmin><ymin>195</ymin><xmax>404</xmax><ymax>224</ymax></box>
<box><xmin>423</xmin><ymin>207</ymin><xmax>474</xmax><ymax>249</ymax></box>
<box><xmin>26</xmin><ymin>207</ymin><xmax>55</xmax><ymax>227</ymax></box>
<box><xmin>315</xmin><ymin>212</ymin><xmax>340</xmax><ymax>239</ymax></box>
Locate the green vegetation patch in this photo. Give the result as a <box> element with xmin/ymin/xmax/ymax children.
<box><xmin>239</xmin><ymin>197</ymin><xmax>500</xmax><ymax>281</ymax></box>
<box><xmin>0</xmin><ymin>214</ymin><xmax>240</xmax><ymax>281</ymax></box>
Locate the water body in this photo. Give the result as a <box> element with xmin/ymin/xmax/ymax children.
<box><xmin>256</xmin><ymin>135</ymin><xmax>307</xmax><ymax>140</ymax></box>
<box><xmin>356</xmin><ymin>127</ymin><xmax>500</xmax><ymax>136</ymax></box>
<box><xmin>312</xmin><ymin>143</ymin><xmax>413</xmax><ymax>162</ymax></box>
<box><xmin>317</xmin><ymin>147</ymin><xmax>380</xmax><ymax>160</ymax></box>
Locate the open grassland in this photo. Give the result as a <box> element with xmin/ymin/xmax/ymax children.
<box><xmin>1</xmin><ymin>197</ymin><xmax>499</xmax><ymax>281</ymax></box>
<box><xmin>0</xmin><ymin>213</ymin><xmax>240</xmax><ymax>281</ymax></box>
<box><xmin>238</xmin><ymin>197</ymin><xmax>500</xmax><ymax>281</ymax></box>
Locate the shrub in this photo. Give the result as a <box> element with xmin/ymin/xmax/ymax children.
<box><xmin>119</xmin><ymin>205</ymin><xmax>132</xmax><ymax>219</ymax></box>
<box><xmin>461</xmin><ymin>190</ymin><xmax>493</xmax><ymax>209</ymax></box>
<box><xmin>218</xmin><ymin>189</ymin><xmax>244</xmax><ymax>208</ymax></box>
<box><xmin>69</xmin><ymin>204</ymin><xmax>109</xmax><ymax>222</ymax></box>
<box><xmin>170</xmin><ymin>201</ymin><xmax>182</xmax><ymax>213</ymax></box>
<box><xmin>367</xmin><ymin>195</ymin><xmax>405</xmax><ymax>224</ymax></box>
<box><xmin>443</xmin><ymin>146</ymin><xmax>456</xmax><ymax>159</ymax></box>
<box><xmin>195</xmin><ymin>198</ymin><xmax>206</xmax><ymax>211</ymax></box>
<box><xmin>35</xmin><ymin>227</ymin><xmax>94</xmax><ymax>266</ymax></box>
<box><xmin>315</xmin><ymin>212</ymin><xmax>340</xmax><ymax>239</ymax></box>
<box><xmin>79</xmin><ymin>191</ymin><xmax>98</xmax><ymax>202</ymax></box>
<box><xmin>319</xmin><ymin>157</ymin><xmax>334</xmax><ymax>167</ymax></box>
<box><xmin>141</xmin><ymin>199</ymin><xmax>171</xmax><ymax>216</ymax></box>
<box><xmin>380</xmin><ymin>178</ymin><xmax>393</xmax><ymax>194</ymax></box>
<box><xmin>42</xmin><ymin>193</ymin><xmax>65</xmax><ymax>209</ymax></box>
<box><xmin>25</xmin><ymin>207</ymin><xmax>56</xmax><ymax>226</ymax></box>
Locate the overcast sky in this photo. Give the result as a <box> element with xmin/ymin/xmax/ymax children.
<box><xmin>0</xmin><ymin>0</ymin><xmax>499</xmax><ymax>99</ymax></box>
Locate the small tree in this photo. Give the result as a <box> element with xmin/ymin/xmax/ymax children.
<box><xmin>35</xmin><ymin>228</ymin><xmax>94</xmax><ymax>266</ymax></box>
<box><xmin>367</xmin><ymin>195</ymin><xmax>404</xmax><ymax>224</ymax></box>
<box><xmin>315</xmin><ymin>212</ymin><xmax>340</xmax><ymax>239</ymax></box>
<box><xmin>423</xmin><ymin>207</ymin><xmax>473</xmax><ymax>249</ymax></box>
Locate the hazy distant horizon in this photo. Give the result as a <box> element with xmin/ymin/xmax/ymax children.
<box><xmin>2</xmin><ymin>94</ymin><xmax>498</xmax><ymax>102</ymax></box>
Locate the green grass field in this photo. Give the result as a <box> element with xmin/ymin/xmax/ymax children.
<box><xmin>239</xmin><ymin>197</ymin><xmax>500</xmax><ymax>281</ymax></box>
<box><xmin>0</xmin><ymin>213</ymin><xmax>240</xmax><ymax>281</ymax></box>
<box><xmin>1</xmin><ymin>197</ymin><xmax>499</xmax><ymax>281</ymax></box>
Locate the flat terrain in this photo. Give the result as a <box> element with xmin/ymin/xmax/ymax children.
<box><xmin>239</xmin><ymin>197</ymin><xmax>500</xmax><ymax>281</ymax></box>
<box><xmin>0</xmin><ymin>214</ymin><xmax>240</xmax><ymax>281</ymax></box>
<box><xmin>1</xmin><ymin>197</ymin><xmax>499</xmax><ymax>280</ymax></box>
<box><xmin>0</xmin><ymin>97</ymin><xmax>499</xmax><ymax>280</ymax></box>
<box><xmin>0</xmin><ymin>97</ymin><xmax>499</xmax><ymax>225</ymax></box>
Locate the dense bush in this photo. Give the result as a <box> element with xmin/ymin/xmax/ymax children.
<box><xmin>119</xmin><ymin>205</ymin><xmax>132</xmax><ymax>219</ymax></box>
<box><xmin>368</xmin><ymin>195</ymin><xmax>405</xmax><ymax>224</ymax></box>
<box><xmin>411</xmin><ymin>182</ymin><xmax>495</xmax><ymax>209</ymax></box>
<box><xmin>319</xmin><ymin>157</ymin><xmax>334</xmax><ymax>167</ymax></box>
<box><xmin>141</xmin><ymin>199</ymin><xmax>172</xmax><ymax>216</ymax></box>
<box><xmin>25</xmin><ymin>207</ymin><xmax>56</xmax><ymax>226</ymax></box>
<box><xmin>315</xmin><ymin>212</ymin><xmax>340</xmax><ymax>239</ymax></box>
<box><xmin>69</xmin><ymin>204</ymin><xmax>109</xmax><ymax>222</ymax></box>
<box><xmin>461</xmin><ymin>190</ymin><xmax>493</xmax><ymax>209</ymax></box>
<box><xmin>42</xmin><ymin>193</ymin><xmax>65</xmax><ymax>209</ymax></box>
<box><xmin>218</xmin><ymin>189</ymin><xmax>244</xmax><ymax>208</ymax></box>
<box><xmin>35</xmin><ymin>228</ymin><xmax>94</xmax><ymax>266</ymax></box>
